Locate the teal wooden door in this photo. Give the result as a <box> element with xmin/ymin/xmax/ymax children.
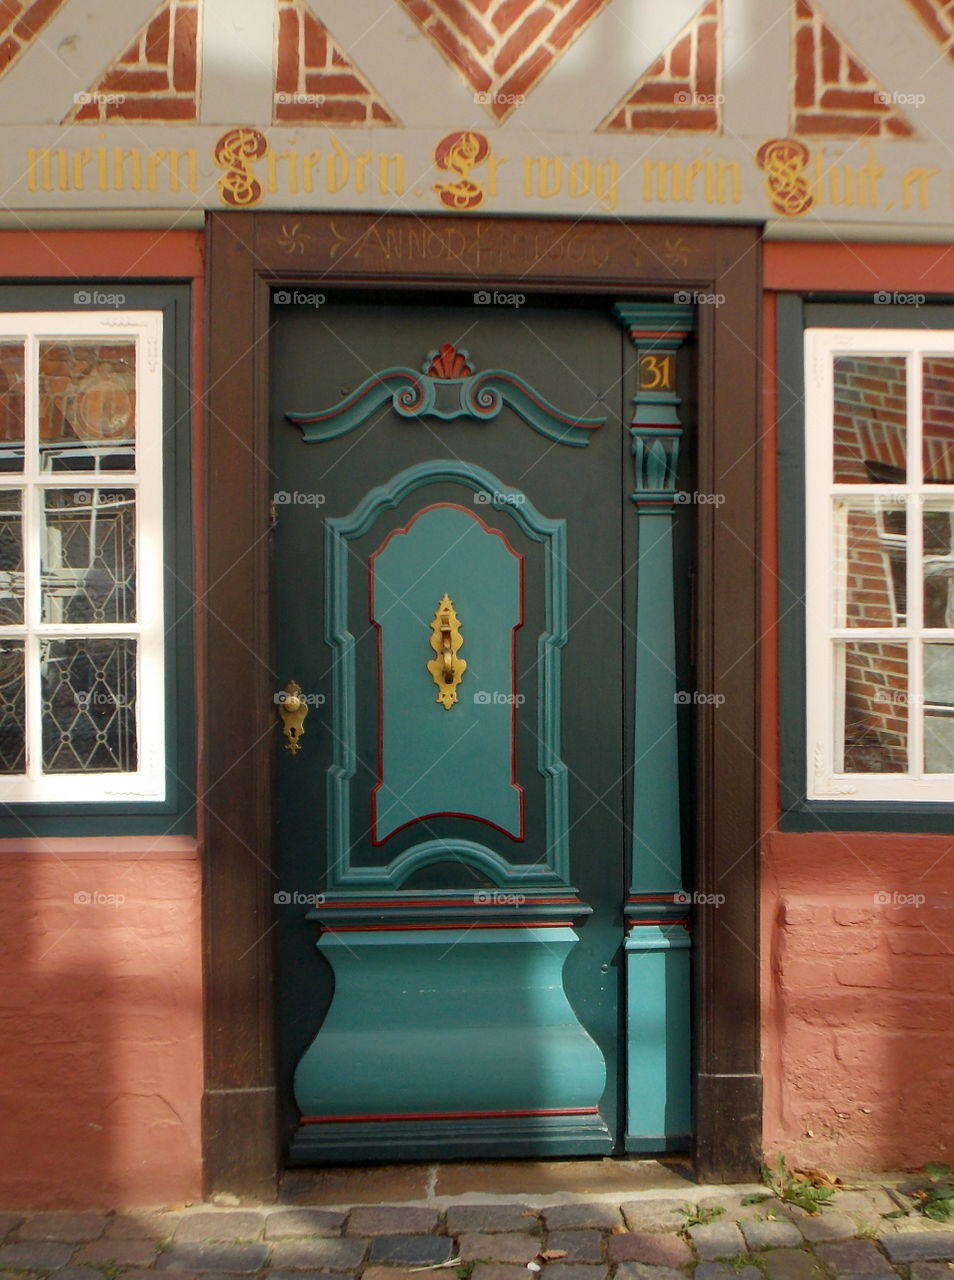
<box><xmin>272</xmin><ymin>294</ymin><xmax>689</xmax><ymax>1162</ymax></box>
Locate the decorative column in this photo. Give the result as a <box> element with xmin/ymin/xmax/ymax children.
<box><xmin>613</xmin><ymin>302</ymin><xmax>694</xmax><ymax>1152</ymax></box>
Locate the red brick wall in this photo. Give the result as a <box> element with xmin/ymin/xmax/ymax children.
<box><xmin>763</xmin><ymin>836</ymin><xmax>954</xmax><ymax>1170</ymax></box>
<box><xmin>794</xmin><ymin>0</ymin><xmax>914</xmax><ymax>137</ymax></box>
<box><xmin>274</xmin><ymin>0</ymin><xmax>396</xmax><ymax>125</ymax></box>
<box><xmin>601</xmin><ymin>0</ymin><xmax>720</xmax><ymax>134</ymax></box>
<box><xmin>67</xmin><ymin>0</ymin><xmax>198</xmax><ymax>123</ymax></box>
<box><xmin>0</xmin><ymin>0</ymin><xmax>67</xmax><ymax>76</ymax></box>
<box><xmin>763</xmin><ymin>250</ymin><xmax>954</xmax><ymax>1172</ymax></box>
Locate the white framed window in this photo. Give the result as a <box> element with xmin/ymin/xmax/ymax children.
<box><xmin>0</xmin><ymin>312</ymin><xmax>164</xmax><ymax>802</ymax></box>
<box><xmin>806</xmin><ymin>328</ymin><xmax>954</xmax><ymax>801</ymax></box>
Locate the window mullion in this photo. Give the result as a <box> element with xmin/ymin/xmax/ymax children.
<box><xmin>23</xmin><ymin>334</ymin><xmax>41</xmax><ymax>782</ymax></box>
<box><xmin>909</xmin><ymin>352</ymin><xmax>924</xmax><ymax>780</ymax></box>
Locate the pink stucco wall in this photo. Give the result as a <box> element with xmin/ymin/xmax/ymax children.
<box><xmin>0</xmin><ymin>842</ymin><xmax>204</xmax><ymax>1208</ymax></box>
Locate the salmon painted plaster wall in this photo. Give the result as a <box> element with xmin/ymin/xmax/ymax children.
<box><xmin>762</xmin><ymin>244</ymin><xmax>954</xmax><ymax>1172</ymax></box>
<box><xmin>0</xmin><ymin>230</ymin><xmax>205</xmax><ymax>1209</ymax></box>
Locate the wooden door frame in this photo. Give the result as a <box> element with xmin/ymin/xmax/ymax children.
<box><xmin>202</xmin><ymin>211</ymin><xmax>762</xmax><ymax>1197</ymax></box>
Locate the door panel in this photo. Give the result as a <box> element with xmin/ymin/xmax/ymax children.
<box><xmin>272</xmin><ymin>297</ymin><xmax>632</xmax><ymax>1160</ymax></box>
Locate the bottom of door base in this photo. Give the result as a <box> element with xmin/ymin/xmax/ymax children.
<box><xmin>287</xmin><ymin>1113</ymin><xmax>614</xmax><ymax>1165</ymax></box>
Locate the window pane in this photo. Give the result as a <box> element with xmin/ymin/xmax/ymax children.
<box><xmin>0</xmin><ymin>342</ymin><xmax>24</xmax><ymax>473</ymax></box>
<box><xmin>0</xmin><ymin>639</ymin><xmax>25</xmax><ymax>774</ymax></box>
<box><xmin>922</xmin><ymin>502</ymin><xmax>954</xmax><ymax>628</ymax></box>
<box><xmin>39</xmin><ymin>340</ymin><xmax>135</xmax><ymax>472</ymax></box>
<box><xmin>922</xmin><ymin>356</ymin><xmax>954</xmax><ymax>483</ymax></box>
<box><xmin>41</xmin><ymin>637</ymin><xmax>137</xmax><ymax>773</ymax></box>
<box><xmin>0</xmin><ymin>490</ymin><xmax>24</xmax><ymax>624</ymax></box>
<box><xmin>924</xmin><ymin>642</ymin><xmax>954</xmax><ymax>772</ymax></box>
<box><xmin>41</xmin><ymin>488</ymin><xmax>136</xmax><ymax>624</ymax></box>
<box><xmin>839</xmin><ymin>640</ymin><xmax>908</xmax><ymax>772</ymax></box>
<box><xmin>833</xmin><ymin>355</ymin><xmax>907</xmax><ymax>483</ymax></box>
<box><xmin>835</xmin><ymin>499</ymin><xmax>906</xmax><ymax>627</ymax></box>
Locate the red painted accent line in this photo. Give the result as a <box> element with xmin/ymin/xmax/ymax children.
<box><xmin>300</xmin><ymin>1106</ymin><xmax>599</xmax><ymax>1124</ymax></box>
<box><xmin>625</xmin><ymin>330</ymin><xmax>691</xmax><ymax>340</ymax></box>
<box><xmin>628</xmin><ymin>918</ymin><xmax>690</xmax><ymax>927</ymax></box>
<box><xmin>318</xmin><ymin>896</ymin><xmax>581</xmax><ymax>909</ymax></box>
<box><xmin>368</xmin><ymin>501</ymin><xmax>525</xmax><ymax>845</ymax></box>
<box><xmin>322</xmin><ymin>921</ymin><xmax>573</xmax><ymax>932</ymax></box>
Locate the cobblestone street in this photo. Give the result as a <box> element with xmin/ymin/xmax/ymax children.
<box><xmin>3</xmin><ymin>1181</ymin><xmax>954</xmax><ymax>1280</ymax></box>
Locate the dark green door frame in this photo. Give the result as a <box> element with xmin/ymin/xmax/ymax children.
<box><xmin>202</xmin><ymin>212</ymin><xmax>762</xmax><ymax>1196</ymax></box>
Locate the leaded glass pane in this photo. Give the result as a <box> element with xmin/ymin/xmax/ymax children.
<box><xmin>0</xmin><ymin>342</ymin><xmax>24</xmax><ymax>473</ymax></box>
<box><xmin>39</xmin><ymin>340</ymin><xmax>135</xmax><ymax>472</ymax></box>
<box><xmin>0</xmin><ymin>639</ymin><xmax>25</xmax><ymax>774</ymax></box>
<box><xmin>838</xmin><ymin>640</ymin><xmax>908</xmax><ymax>773</ymax></box>
<box><xmin>41</xmin><ymin>637</ymin><xmax>136</xmax><ymax>773</ymax></box>
<box><xmin>0</xmin><ymin>490</ymin><xmax>23</xmax><ymax>624</ymax></box>
<box><xmin>833</xmin><ymin>355</ymin><xmax>907</xmax><ymax>484</ymax></box>
<box><xmin>41</xmin><ymin>488</ymin><xmax>135</xmax><ymax>624</ymax></box>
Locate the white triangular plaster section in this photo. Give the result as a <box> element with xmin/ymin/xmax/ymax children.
<box><xmin>200</xmin><ymin>0</ymin><xmax>276</xmax><ymax>124</ymax></box>
<box><xmin>309</xmin><ymin>0</ymin><xmax>475</xmax><ymax>129</ymax></box>
<box><xmin>0</xmin><ymin>0</ymin><xmax>159</xmax><ymax>124</ymax></box>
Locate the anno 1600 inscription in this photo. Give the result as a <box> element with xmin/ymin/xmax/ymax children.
<box><xmin>323</xmin><ymin>218</ymin><xmax>617</xmax><ymax>271</ymax></box>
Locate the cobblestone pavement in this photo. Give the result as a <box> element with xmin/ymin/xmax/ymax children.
<box><xmin>2</xmin><ymin>1184</ymin><xmax>953</xmax><ymax>1280</ymax></box>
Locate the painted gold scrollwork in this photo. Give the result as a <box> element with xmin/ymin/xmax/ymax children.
<box><xmin>433</xmin><ymin>130</ymin><xmax>490</xmax><ymax>211</ymax></box>
<box><xmin>214</xmin><ymin>127</ymin><xmax>269</xmax><ymax>209</ymax></box>
<box><xmin>756</xmin><ymin>137</ymin><xmax>814</xmax><ymax>218</ymax></box>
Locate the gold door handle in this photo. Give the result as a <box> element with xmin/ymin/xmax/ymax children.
<box><xmin>277</xmin><ymin>680</ymin><xmax>308</xmax><ymax>753</ymax></box>
<box><xmin>426</xmin><ymin>594</ymin><xmax>466</xmax><ymax>709</ymax></box>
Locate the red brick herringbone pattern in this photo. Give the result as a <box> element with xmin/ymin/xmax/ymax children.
<box><xmin>65</xmin><ymin>0</ymin><xmax>198</xmax><ymax>122</ymax></box>
<box><xmin>275</xmin><ymin>0</ymin><xmax>397</xmax><ymax>125</ymax></box>
<box><xmin>600</xmin><ymin>0</ymin><xmax>719</xmax><ymax>134</ymax></box>
<box><xmin>794</xmin><ymin>0</ymin><xmax>914</xmax><ymax>137</ymax></box>
<box><xmin>0</xmin><ymin>0</ymin><xmax>68</xmax><ymax>78</ymax></box>
<box><xmin>399</xmin><ymin>0</ymin><xmax>610</xmax><ymax>122</ymax></box>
